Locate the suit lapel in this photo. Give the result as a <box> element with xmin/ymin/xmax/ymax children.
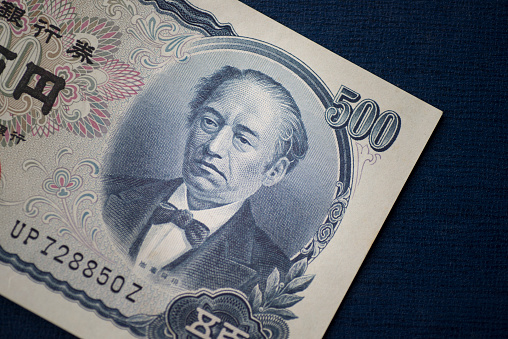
<box><xmin>103</xmin><ymin>178</ymin><xmax>183</xmax><ymax>260</ymax></box>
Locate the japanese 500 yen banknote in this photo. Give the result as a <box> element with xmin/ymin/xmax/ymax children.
<box><xmin>0</xmin><ymin>0</ymin><xmax>441</xmax><ymax>338</ymax></box>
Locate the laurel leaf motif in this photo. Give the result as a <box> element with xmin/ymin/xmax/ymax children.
<box><xmin>261</xmin><ymin>308</ymin><xmax>298</xmax><ymax>320</ymax></box>
<box><xmin>283</xmin><ymin>274</ymin><xmax>315</xmax><ymax>295</ymax></box>
<box><xmin>265</xmin><ymin>268</ymin><xmax>280</xmax><ymax>302</ymax></box>
<box><xmin>249</xmin><ymin>284</ymin><xmax>263</xmax><ymax>313</ymax></box>
<box><xmin>286</xmin><ymin>258</ymin><xmax>308</xmax><ymax>282</ymax></box>
<box><xmin>268</xmin><ymin>294</ymin><xmax>304</xmax><ymax>309</ymax></box>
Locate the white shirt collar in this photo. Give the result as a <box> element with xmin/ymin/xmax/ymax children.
<box><xmin>167</xmin><ymin>183</ymin><xmax>244</xmax><ymax>235</ymax></box>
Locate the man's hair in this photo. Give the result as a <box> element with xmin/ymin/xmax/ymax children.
<box><xmin>188</xmin><ymin>66</ymin><xmax>308</xmax><ymax>173</ymax></box>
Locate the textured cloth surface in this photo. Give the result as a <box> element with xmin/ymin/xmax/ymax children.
<box><xmin>1</xmin><ymin>0</ymin><xmax>507</xmax><ymax>338</ymax></box>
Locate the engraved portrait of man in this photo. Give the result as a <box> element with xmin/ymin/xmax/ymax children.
<box><xmin>103</xmin><ymin>66</ymin><xmax>309</xmax><ymax>294</ymax></box>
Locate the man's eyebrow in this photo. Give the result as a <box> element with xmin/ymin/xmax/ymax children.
<box><xmin>236</xmin><ymin>124</ymin><xmax>259</xmax><ymax>138</ymax></box>
<box><xmin>199</xmin><ymin>106</ymin><xmax>224</xmax><ymax>121</ymax></box>
<box><xmin>200</xmin><ymin>106</ymin><xmax>220</xmax><ymax>116</ymax></box>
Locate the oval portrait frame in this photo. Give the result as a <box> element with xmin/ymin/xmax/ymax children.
<box><xmin>104</xmin><ymin>36</ymin><xmax>352</xmax><ymax>264</ymax></box>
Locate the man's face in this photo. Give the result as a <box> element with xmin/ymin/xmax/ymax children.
<box><xmin>183</xmin><ymin>79</ymin><xmax>287</xmax><ymax>208</ymax></box>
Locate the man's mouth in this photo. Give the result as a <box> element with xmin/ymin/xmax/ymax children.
<box><xmin>195</xmin><ymin>160</ymin><xmax>227</xmax><ymax>181</ymax></box>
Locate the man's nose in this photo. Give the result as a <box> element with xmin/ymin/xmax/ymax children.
<box><xmin>206</xmin><ymin>127</ymin><xmax>232</xmax><ymax>158</ymax></box>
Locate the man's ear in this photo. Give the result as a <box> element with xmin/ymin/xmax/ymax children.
<box><xmin>263</xmin><ymin>157</ymin><xmax>290</xmax><ymax>187</ymax></box>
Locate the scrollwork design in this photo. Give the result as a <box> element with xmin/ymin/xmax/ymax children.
<box><xmin>127</xmin><ymin>13</ymin><xmax>198</xmax><ymax>68</ymax></box>
<box><xmin>298</xmin><ymin>181</ymin><xmax>351</xmax><ymax>261</ymax></box>
<box><xmin>99</xmin><ymin>0</ymin><xmax>201</xmax><ymax>69</ymax></box>
<box><xmin>100</xmin><ymin>0</ymin><xmax>137</xmax><ymax>19</ymax></box>
<box><xmin>0</xmin><ymin>148</ymin><xmax>107</xmax><ymax>260</ymax></box>
<box><xmin>352</xmin><ymin>141</ymin><xmax>382</xmax><ymax>196</ymax></box>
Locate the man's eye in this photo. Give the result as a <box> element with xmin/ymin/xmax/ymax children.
<box><xmin>201</xmin><ymin>117</ymin><xmax>218</xmax><ymax>132</ymax></box>
<box><xmin>233</xmin><ymin>133</ymin><xmax>255</xmax><ymax>152</ymax></box>
<box><xmin>237</xmin><ymin>135</ymin><xmax>251</xmax><ymax>146</ymax></box>
<box><xmin>204</xmin><ymin>118</ymin><xmax>216</xmax><ymax>126</ymax></box>
<box><xmin>238</xmin><ymin>137</ymin><xmax>250</xmax><ymax>145</ymax></box>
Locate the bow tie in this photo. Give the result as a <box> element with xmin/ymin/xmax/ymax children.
<box><xmin>149</xmin><ymin>202</ymin><xmax>210</xmax><ymax>248</ymax></box>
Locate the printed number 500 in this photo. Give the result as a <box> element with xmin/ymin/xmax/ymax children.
<box><xmin>325</xmin><ymin>85</ymin><xmax>401</xmax><ymax>152</ymax></box>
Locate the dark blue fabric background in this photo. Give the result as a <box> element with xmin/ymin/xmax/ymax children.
<box><xmin>1</xmin><ymin>0</ymin><xmax>506</xmax><ymax>337</ymax></box>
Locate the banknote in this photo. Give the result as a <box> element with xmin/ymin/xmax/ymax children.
<box><xmin>0</xmin><ymin>0</ymin><xmax>441</xmax><ymax>338</ymax></box>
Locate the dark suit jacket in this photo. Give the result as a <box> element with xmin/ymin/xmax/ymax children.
<box><xmin>103</xmin><ymin>178</ymin><xmax>291</xmax><ymax>295</ymax></box>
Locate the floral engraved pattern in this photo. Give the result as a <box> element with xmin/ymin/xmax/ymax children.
<box><xmin>26</xmin><ymin>0</ymin><xmax>77</xmax><ymax>47</ymax></box>
<box><xmin>82</xmin><ymin>59</ymin><xmax>144</xmax><ymax>101</ymax></box>
<box><xmin>0</xmin><ymin>148</ymin><xmax>106</xmax><ymax>259</ymax></box>
<box><xmin>42</xmin><ymin>168</ymin><xmax>82</xmax><ymax>198</ymax></box>
<box><xmin>65</xmin><ymin>16</ymin><xmax>122</xmax><ymax>64</ymax></box>
<box><xmin>53</xmin><ymin>64</ymin><xmax>81</xmax><ymax>106</ymax></box>
<box><xmin>127</xmin><ymin>12</ymin><xmax>197</xmax><ymax>68</ymax></box>
<box><xmin>352</xmin><ymin>141</ymin><xmax>382</xmax><ymax>196</ymax></box>
<box><xmin>0</xmin><ymin>0</ymin><xmax>204</xmax><ymax>147</ymax></box>
<box><xmin>0</xmin><ymin>0</ymin><xmax>149</xmax><ymax>146</ymax></box>
<box><xmin>0</xmin><ymin>0</ymin><xmax>202</xmax><ymax>146</ymax></box>
<box><xmin>100</xmin><ymin>0</ymin><xmax>201</xmax><ymax>68</ymax></box>
<box><xmin>6</xmin><ymin>0</ymin><xmax>30</xmax><ymax>36</ymax></box>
